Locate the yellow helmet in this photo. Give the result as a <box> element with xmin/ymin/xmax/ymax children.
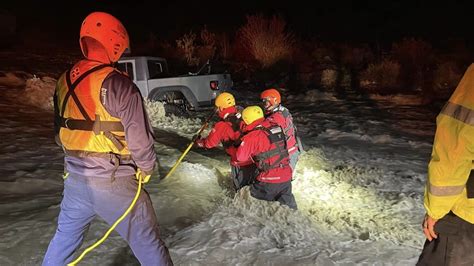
<box><xmin>242</xmin><ymin>106</ymin><xmax>264</xmax><ymax>125</ymax></box>
<box><xmin>215</xmin><ymin>92</ymin><xmax>235</xmax><ymax>110</ymax></box>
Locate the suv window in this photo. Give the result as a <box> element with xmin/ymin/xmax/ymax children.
<box><xmin>117</xmin><ymin>62</ymin><xmax>135</xmax><ymax>80</ymax></box>
<box><xmin>148</xmin><ymin>60</ymin><xmax>165</xmax><ymax>79</ymax></box>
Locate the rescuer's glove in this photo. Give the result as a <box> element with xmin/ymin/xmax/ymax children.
<box><xmin>192</xmin><ymin>134</ymin><xmax>202</xmax><ymax>142</ymax></box>
<box><xmin>136</xmin><ymin>168</ymin><xmax>152</xmax><ymax>184</ymax></box>
<box><xmin>193</xmin><ymin>134</ymin><xmax>205</xmax><ymax>148</ymax></box>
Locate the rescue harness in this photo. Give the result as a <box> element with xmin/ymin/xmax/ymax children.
<box><xmin>59</xmin><ymin>64</ymin><xmax>126</xmax><ymax>151</ymax></box>
<box><xmin>57</xmin><ymin>63</ymin><xmax>133</xmax><ymax>180</ymax></box>
<box><xmin>253</xmin><ymin>125</ymin><xmax>290</xmax><ymax>172</ymax></box>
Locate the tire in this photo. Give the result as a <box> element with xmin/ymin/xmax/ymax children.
<box><xmin>151</xmin><ymin>91</ymin><xmax>190</xmax><ymax>117</ymax></box>
<box><xmin>164</xmin><ymin>103</ymin><xmax>190</xmax><ymax>118</ymax></box>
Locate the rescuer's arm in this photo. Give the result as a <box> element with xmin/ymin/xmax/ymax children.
<box><xmin>53</xmin><ymin>84</ymin><xmax>62</xmax><ymax>146</ymax></box>
<box><xmin>102</xmin><ymin>73</ymin><xmax>156</xmax><ymax>176</ymax></box>
<box><xmin>236</xmin><ymin>133</ymin><xmax>256</xmax><ymax>162</ymax></box>
<box><xmin>196</xmin><ymin>122</ymin><xmax>227</xmax><ymax>149</ymax></box>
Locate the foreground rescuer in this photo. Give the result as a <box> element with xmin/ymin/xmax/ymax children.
<box><xmin>417</xmin><ymin>65</ymin><xmax>474</xmax><ymax>265</ymax></box>
<box><xmin>236</xmin><ymin>106</ymin><xmax>297</xmax><ymax>209</ymax></box>
<box><xmin>195</xmin><ymin>92</ymin><xmax>256</xmax><ymax>190</ymax></box>
<box><xmin>43</xmin><ymin>12</ymin><xmax>172</xmax><ymax>265</ymax></box>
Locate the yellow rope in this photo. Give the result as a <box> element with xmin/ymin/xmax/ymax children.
<box><xmin>163</xmin><ymin>114</ymin><xmax>212</xmax><ymax>179</ymax></box>
<box><xmin>67</xmin><ymin>174</ymin><xmax>143</xmax><ymax>266</ymax></box>
<box><xmin>163</xmin><ymin>141</ymin><xmax>195</xmax><ymax>179</ymax></box>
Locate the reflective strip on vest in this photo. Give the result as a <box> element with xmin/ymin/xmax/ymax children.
<box><xmin>259</xmin><ymin>176</ymin><xmax>282</xmax><ymax>181</ymax></box>
<box><xmin>429</xmin><ymin>183</ymin><xmax>465</xmax><ymax>196</ymax></box>
<box><xmin>441</xmin><ymin>102</ymin><xmax>474</xmax><ymax>126</ymax></box>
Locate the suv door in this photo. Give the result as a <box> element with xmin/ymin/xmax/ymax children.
<box><xmin>117</xmin><ymin>60</ymin><xmax>136</xmax><ymax>81</ymax></box>
<box><xmin>117</xmin><ymin>59</ymin><xmax>150</xmax><ymax>97</ymax></box>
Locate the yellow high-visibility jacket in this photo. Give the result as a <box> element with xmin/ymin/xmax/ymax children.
<box><xmin>425</xmin><ymin>64</ymin><xmax>474</xmax><ymax>223</ymax></box>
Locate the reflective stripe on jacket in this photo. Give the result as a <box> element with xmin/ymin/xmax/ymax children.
<box><xmin>425</xmin><ymin>64</ymin><xmax>474</xmax><ymax>223</ymax></box>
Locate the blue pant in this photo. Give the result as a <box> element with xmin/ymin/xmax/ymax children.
<box><xmin>230</xmin><ymin>164</ymin><xmax>258</xmax><ymax>190</ymax></box>
<box><xmin>43</xmin><ymin>174</ymin><xmax>172</xmax><ymax>266</ymax></box>
<box><xmin>250</xmin><ymin>181</ymin><xmax>297</xmax><ymax>210</ymax></box>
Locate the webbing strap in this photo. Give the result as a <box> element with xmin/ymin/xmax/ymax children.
<box><xmin>64</xmin><ymin>149</ymin><xmax>132</xmax><ymax>182</ymax></box>
<box><xmin>259</xmin><ymin>144</ymin><xmax>289</xmax><ymax>172</ymax></box>
<box><xmin>254</xmin><ymin>148</ymin><xmax>281</xmax><ymax>161</ymax></box>
<box><xmin>104</xmin><ymin>131</ymin><xmax>125</xmax><ymax>151</ymax></box>
<box><xmin>60</xmin><ymin>64</ymin><xmax>112</xmax><ymax>120</ymax></box>
<box><xmin>60</xmin><ymin>113</ymin><xmax>126</xmax><ymax>151</ymax></box>
<box><xmin>253</xmin><ymin>126</ymin><xmax>289</xmax><ymax>172</ymax></box>
<box><xmin>64</xmin><ymin>149</ymin><xmax>132</xmax><ymax>161</ymax></box>
<box><xmin>60</xmin><ymin>117</ymin><xmax>124</xmax><ymax>132</ymax></box>
<box><xmin>468</xmin><ymin>170</ymin><xmax>474</xmax><ymax>199</ymax></box>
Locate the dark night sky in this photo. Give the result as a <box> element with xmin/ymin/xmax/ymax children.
<box><xmin>3</xmin><ymin>0</ymin><xmax>474</xmax><ymax>45</ymax></box>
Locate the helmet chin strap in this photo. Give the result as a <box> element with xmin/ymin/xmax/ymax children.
<box><xmin>266</xmin><ymin>103</ymin><xmax>279</xmax><ymax>113</ymax></box>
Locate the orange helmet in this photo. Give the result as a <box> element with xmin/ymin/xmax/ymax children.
<box><xmin>79</xmin><ymin>12</ymin><xmax>129</xmax><ymax>63</ymax></box>
<box><xmin>260</xmin><ymin>88</ymin><xmax>281</xmax><ymax>109</ymax></box>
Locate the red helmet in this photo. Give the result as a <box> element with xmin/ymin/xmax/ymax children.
<box><xmin>260</xmin><ymin>88</ymin><xmax>281</xmax><ymax>109</ymax></box>
<box><xmin>79</xmin><ymin>12</ymin><xmax>129</xmax><ymax>63</ymax></box>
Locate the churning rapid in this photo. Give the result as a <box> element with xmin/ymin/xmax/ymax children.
<box><xmin>0</xmin><ymin>73</ymin><xmax>434</xmax><ymax>264</ymax></box>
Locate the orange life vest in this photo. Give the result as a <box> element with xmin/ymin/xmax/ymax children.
<box><xmin>56</xmin><ymin>60</ymin><xmax>131</xmax><ymax>158</ymax></box>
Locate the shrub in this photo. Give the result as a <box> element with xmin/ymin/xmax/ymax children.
<box><xmin>195</xmin><ymin>26</ymin><xmax>217</xmax><ymax>63</ymax></box>
<box><xmin>176</xmin><ymin>26</ymin><xmax>223</xmax><ymax>67</ymax></box>
<box><xmin>340</xmin><ymin>44</ymin><xmax>374</xmax><ymax>69</ymax></box>
<box><xmin>176</xmin><ymin>31</ymin><xmax>199</xmax><ymax>66</ymax></box>
<box><xmin>360</xmin><ymin>59</ymin><xmax>400</xmax><ymax>92</ymax></box>
<box><xmin>238</xmin><ymin>14</ymin><xmax>295</xmax><ymax>68</ymax></box>
<box><xmin>392</xmin><ymin>38</ymin><xmax>433</xmax><ymax>89</ymax></box>
<box><xmin>214</xmin><ymin>32</ymin><xmax>231</xmax><ymax>60</ymax></box>
<box><xmin>433</xmin><ymin>61</ymin><xmax>463</xmax><ymax>96</ymax></box>
<box><xmin>321</xmin><ymin>69</ymin><xmax>338</xmax><ymax>89</ymax></box>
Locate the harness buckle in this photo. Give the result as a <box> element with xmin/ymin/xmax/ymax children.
<box><xmin>64</xmin><ymin>118</ymin><xmax>71</xmax><ymax>129</ymax></box>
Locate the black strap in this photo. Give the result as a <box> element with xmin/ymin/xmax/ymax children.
<box><xmin>254</xmin><ymin>148</ymin><xmax>281</xmax><ymax>161</ymax></box>
<box><xmin>60</xmin><ymin>114</ymin><xmax>126</xmax><ymax>151</ymax></box>
<box><xmin>468</xmin><ymin>170</ymin><xmax>474</xmax><ymax>199</ymax></box>
<box><xmin>64</xmin><ymin>149</ymin><xmax>131</xmax><ymax>182</ymax></box>
<box><xmin>252</xmin><ymin>126</ymin><xmax>289</xmax><ymax>172</ymax></box>
<box><xmin>60</xmin><ymin>117</ymin><xmax>124</xmax><ymax>132</ymax></box>
<box><xmin>258</xmin><ymin>148</ymin><xmax>288</xmax><ymax>172</ymax></box>
<box><xmin>104</xmin><ymin>131</ymin><xmax>125</xmax><ymax>151</ymax></box>
<box><xmin>60</xmin><ymin>64</ymin><xmax>112</xmax><ymax>120</ymax></box>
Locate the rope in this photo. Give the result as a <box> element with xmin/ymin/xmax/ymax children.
<box><xmin>67</xmin><ymin>174</ymin><xmax>143</xmax><ymax>266</ymax></box>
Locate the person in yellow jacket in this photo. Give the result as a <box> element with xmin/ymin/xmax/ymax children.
<box><xmin>42</xmin><ymin>12</ymin><xmax>172</xmax><ymax>265</ymax></box>
<box><xmin>417</xmin><ymin>64</ymin><xmax>474</xmax><ymax>265</ymax></box>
